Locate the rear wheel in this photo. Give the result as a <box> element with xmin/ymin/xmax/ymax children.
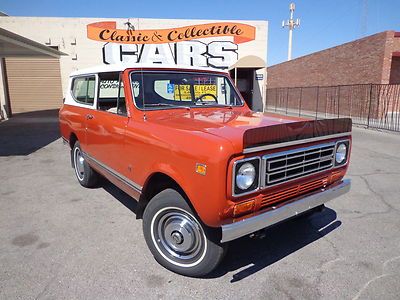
<box><xmin>143</xmin><ymin>189</ymin><xmax>226</xmax><ymax>277</ymax></box>
<box><xmin>72</xmin><ymin>141</ymin><xmax>99</xmax><ymax>188</ymax></box>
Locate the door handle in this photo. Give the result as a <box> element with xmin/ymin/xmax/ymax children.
<box><xmin>86</xmin><ymin>114</ymin><xmax>93</xmax><ymax>120</ymax></box>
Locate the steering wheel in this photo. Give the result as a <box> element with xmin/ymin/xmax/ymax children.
<box><xmin>194</xmin><ymin>93</ymin><xmax>218</xmax><ymax>103</ymax></box>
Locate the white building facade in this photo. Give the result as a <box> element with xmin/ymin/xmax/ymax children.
<box><xmin>0</xmin><ymin>16</ymin><xmax>268</xmax><ymax>118</ymax></box>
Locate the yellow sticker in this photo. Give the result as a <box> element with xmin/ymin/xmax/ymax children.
<box><xmin>174</xmin><ymin>84</ymin><xmax>217</xmax><ymax>101</ymax></box>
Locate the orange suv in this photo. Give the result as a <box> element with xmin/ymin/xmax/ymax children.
<box><xmin>59</xmin><ymin>64</ymin><xmax>351</xmax><ymax>277</ymax></box>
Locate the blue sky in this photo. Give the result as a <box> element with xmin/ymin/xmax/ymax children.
<box><xmin>1</xmin><ymin>0</ymin><xmax>398</xmax><ymax>66</ymax></box>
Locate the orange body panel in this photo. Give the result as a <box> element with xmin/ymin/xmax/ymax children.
<box><xmin>59</xmin><ymin>67</ymin><xmax>351</xmax><ymax>228</ymax></box>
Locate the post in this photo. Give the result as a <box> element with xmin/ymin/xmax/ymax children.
<box><xmin>282</xmin><ymin>3</ymin><xmax>300</xmax><ymax>61</ymax></box>
<box><xmin>367</xmin><ymin>83</ymin><xmax>373</xmax><ymax>128</ymax></box>
<box><xmin>234</xmin><ymin>68</ymin><xmax>237</xmax><ymax>86</ymax></box>
<box><xmin>286</xmin><ymin>88</ymin><xmax>289</xmax><ymax>115</ymax></box>
<box><xmin>288</xmin><ymin>26</ymin><xmax>293</xmax><ymax>61</ymax></box>
<box><xmin>299</xmin><ymin>87</ymin><xmax>303</xmax><ymax>116</ymax></box>
<box><xmin>337</xmin><ymin>85</ymin><xmax>341</xmax><ymax>118</ymax></box>
<box><xmin>325</xmin><ymin>89</ymin><xmax>328</xmax><ymax>118</ymax></box>
<box><xmin>0</xmin><ymin>57</ymin><xmax>11</xmax><ymax>120</ymax></box>
<box><xmin>315</xmin><ymin>86</ymin><xmax>320</xmax><ymax>119</ymax></box>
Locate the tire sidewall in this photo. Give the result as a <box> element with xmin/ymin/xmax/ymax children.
<box><xmin>149</xmin><ymin>206</ymin><xmax>208</xmax><ymax>268</ymax></box>
<box><xmin>73</xmin><ymin>142</ymin><xmax>85</xmax><ymax>182</ymax></box>
<box><xmin>72</xmin><ymin>141</ymin><xmax>97</xmax><ymax>187</ymax></box>
<box><xmin>143</xmin><ymin>189</ymin><xmax>225</xmax><ymax>277</ymax></box>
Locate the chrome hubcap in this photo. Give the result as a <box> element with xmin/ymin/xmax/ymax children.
<box><xmin>74</xmin><ymin>148</ymin><xmax>85</xmax><ymax>180</ymax></box>
<box><xmin>154</xmin><ymin>209</ymin><xmax>205</xmax><ymax>263</ymax></box>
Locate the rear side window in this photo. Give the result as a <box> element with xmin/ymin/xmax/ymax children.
<box><xmin>71</xmin><ymin>76</ymin><xmax>95</xmax><ymax>105</ymax></box>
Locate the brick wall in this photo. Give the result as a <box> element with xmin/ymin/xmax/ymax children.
<box><xmin>389</xmin><ymin>57</ymin><xmax>400</xmax><ymax>84</ymax></box>
<box><xmin>267</xmin><ymin>31</ymin><xmax>396</xmax><ymax>88</ymax></box>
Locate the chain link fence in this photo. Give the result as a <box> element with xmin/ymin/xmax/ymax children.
<box><xmin>265</xmin><ymin>84</ymin><xmax>400</xmax><ymax>132</ymax></box>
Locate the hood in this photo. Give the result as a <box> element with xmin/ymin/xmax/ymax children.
<box><xmin>146</xmin><ymin>108</ymin><xmax>304</xmax><ymax>152</ymax></box>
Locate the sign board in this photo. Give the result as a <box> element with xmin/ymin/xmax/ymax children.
<box><xmin>87</xmin><ymin>21</ymin><xmax>257</xmax><ymax>70</ymax></box>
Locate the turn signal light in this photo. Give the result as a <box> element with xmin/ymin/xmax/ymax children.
<box><xmin>233</xmin><ymin>200</ymin><xmax>255</xmax><ymax>217</ymax></box>
<box><xmin>195</xmin><ymin>163</ymin><xmax>207</xmax><ymax>175</ymax></box>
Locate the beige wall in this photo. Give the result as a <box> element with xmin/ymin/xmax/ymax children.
<box><xmin>0</xmin><ymin>16</ymin><xmax>267</xmax><ymax>106</ymax></box>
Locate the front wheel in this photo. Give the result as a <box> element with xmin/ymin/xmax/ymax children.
<box><xmin>142</xmin><ymin>189</ymin><xmax>226</xmax><ymax>277</ymax></box>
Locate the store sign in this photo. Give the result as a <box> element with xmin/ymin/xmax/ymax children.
<box><xmin>87</xmin><ymin>21</ymin><xmax>256</xmax><ymax>70</ymax></box>
<box><xmin>102</xmin><ymin>41</ymin><xmax>238</xmax><ymax>69</ymax></box>
<box><xmin>87</xmin><ymin>21</ymin><xmax>255</xmax><ymax>44</ymax></box>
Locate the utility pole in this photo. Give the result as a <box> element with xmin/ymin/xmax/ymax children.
<box><xmin>282</xmin><ymin>3</ymin><xmax>300</xmax><ymax>61</ymax></box>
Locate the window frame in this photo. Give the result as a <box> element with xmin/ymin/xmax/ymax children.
<box><xmin>129</xmin><ymin>70</ymin><xmax>245</xmax><ymax>111</ymax></box>
<box><xmin>96</xmin><ymin>72</ymin><xmax>128</xmax><ymax>117</ymax></box>
<box><xmin>70</xmin><ymin>75</ymin><xmax>97</xmax><ymax>106</ymax></box>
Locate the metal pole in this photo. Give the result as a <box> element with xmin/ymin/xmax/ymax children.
<box><xmin>282</xmin><ymin>3</ymin><xmax>300</xmax><ymax>61</ymax></box>
<box><xmin>367</xmin><ymin>83</ymin><xmax>373</xmax><ymax>128</ymax></box>
<box><xmin>337</xmin><ymin>85</ymin><xmax>341</xmax><ymax>118</ymax></box>
<box><xmin>234</xmin><ymin>68</ymin><xmax>237</xmax><ymax>86</ymax></box>
<box><xmin>286</xmin><ymin>88</ymin><xmax>289</xmax><ymax>115</ymax></box>
<box><xmin>316</xmin><ymin>86</ymin><xmax>320</xmax><ymax>119</ymax></box>
<box><xmin>299</xmin><ymin>87</ymin><xmax>303</xmax><ymax>116</ymax></box>
<box><xmin>288</xmin><ymin>20</ymin><xmax>293</xmax><ymax>61</ymax></box>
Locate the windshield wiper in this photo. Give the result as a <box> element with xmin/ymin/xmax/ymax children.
<box><xmin>145</xmin><ymin>103</ymin><xmax>190</xmax><ymax>110</ymax></box>
<box><xmin>195</xmin><ymin>102</ymin><xmax>233</xmax><ymax>108</ymax></box>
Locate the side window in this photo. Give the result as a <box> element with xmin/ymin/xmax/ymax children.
<box><xmin>87</xmin><ymin>77</ymin><xmax>95</xmax><ymax>105</ymax></box>
<box><xmin>71</xmin><ymin>76</ymin><xmax>96</xmax><ymax>105</ymax></box>
<box><xmin>97</xmin><ymin>72</ymin><xmax>127</xmax><ymax>116</ymax></box>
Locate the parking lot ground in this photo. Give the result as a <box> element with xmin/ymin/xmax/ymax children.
<box><xmin>0</xmin><ymin>119</ymin><xmax>400</xmax><ymax>299</ymax></box>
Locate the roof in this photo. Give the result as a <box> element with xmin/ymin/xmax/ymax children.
<box><xmin>0</xmin><ymin>28</ymin><xmax>67</xmax><ymax>58</ymax></box>
<box><xmin>228</xmin><ymin>55</ymin><xmax>266</xmax><ymax>70</ymax></box>
<box><xmin>70</xmin><ymin>63</ymin><xmax>229</xmax><ymax>76</ymax></box>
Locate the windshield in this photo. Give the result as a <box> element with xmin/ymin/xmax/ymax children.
<box><xmin>130</xmin><ymin>71</ymin><xmax>243</xmax><ymax>109</ymax></box>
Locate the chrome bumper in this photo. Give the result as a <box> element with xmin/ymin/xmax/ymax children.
<box><xmin>220</xmin><ymin>179</ymin><xmax>351</xmax><ymax>243</ymax></box>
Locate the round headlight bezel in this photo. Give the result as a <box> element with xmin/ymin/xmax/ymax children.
<box><xmin>233</xmin><ymin>158</ymin><xmax>260</xmax><ymax>196</ymax></box>
<box><xmin>236</xmin><ymin>162</ymin><xmax>256</xmax><ymax>190</ymax></box>
<box><xmin>335</xmin><ymin>141</ymin><xmax>348</xmax><ymax>166</ymax></box>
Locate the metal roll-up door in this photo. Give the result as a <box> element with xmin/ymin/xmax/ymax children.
<box><xmin>5</xmin><ymin>58</ymin><xmax>63</xmax><ymax>114</ymax></box>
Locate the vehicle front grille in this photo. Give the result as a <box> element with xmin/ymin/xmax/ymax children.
<box><xmin>263</xmin><ymin>143</ymin><xmax>335</xmax><ymax>186</ymax></box>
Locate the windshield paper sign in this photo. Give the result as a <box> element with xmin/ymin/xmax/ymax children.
<box><xmin>173</xmin><ymin>85</ymin><xmax>217</xmax><ymax>101</ymax></box>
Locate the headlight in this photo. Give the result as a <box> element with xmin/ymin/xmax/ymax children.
<box><xmin>236</xmin><ymin>163</ymin><xmax>256</xmax><ymax>190</ymax></box>
<box><xmin>335</xmin><ymin>141</ymin><xmax>349</xmax><ymax>166</ymax></box>
<box><xmin>233</xmin><ymin>158</ymin><xmax>260</xmax><ymax>196</ymax></box>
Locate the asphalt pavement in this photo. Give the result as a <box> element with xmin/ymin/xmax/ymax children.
<box><xmin>0</xmin><ymin>114</ymin><xmax>399</xmax><ymax>299</ymax></box>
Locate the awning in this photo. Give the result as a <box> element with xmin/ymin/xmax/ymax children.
<box><xmin>228</xmin><ymin>55</ymin><xmax>266</xmax><ymax>70</ymax></box>
<box><xmin>0</xmin><ymin>28</ymin><xmax>66</xmax><ymax>58</ymax></box>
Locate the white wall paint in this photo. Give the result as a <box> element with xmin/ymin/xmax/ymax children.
<box><xmin>0</xmin><ymin>16</ymin><xmax>267</xmax><ymax>110</ymax></box>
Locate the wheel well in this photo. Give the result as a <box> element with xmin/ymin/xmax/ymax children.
<box><xmin>69</xmin><ymin>133</ymin><xmax>78</xmax><ymax>149</ymax></box>
<box><xmin>137</xmin><ymin>172</ymin><xmax>191</xmax><ymax>219</ymax></box>
<box><xmin>69</xmin><ymin>133</ymin><xmax>78</xmax><ymax>168</ymax></box>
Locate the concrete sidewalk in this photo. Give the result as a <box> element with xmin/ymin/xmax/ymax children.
<box><xmin>0</xmin><ymin>127</ymin><xmax>399</xmax><ymax>299</ymax></box>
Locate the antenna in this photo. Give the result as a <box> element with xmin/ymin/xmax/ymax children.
<box><xmin>282</xmin><ymin>2</ymin><xmax>300</xmax><ymax>61</ymax></box>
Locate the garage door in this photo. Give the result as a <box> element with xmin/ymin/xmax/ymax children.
<box><xmin>5</xmin><ymin>58</ymin><xmax>63</xmax><ymax>114</ymax></box>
